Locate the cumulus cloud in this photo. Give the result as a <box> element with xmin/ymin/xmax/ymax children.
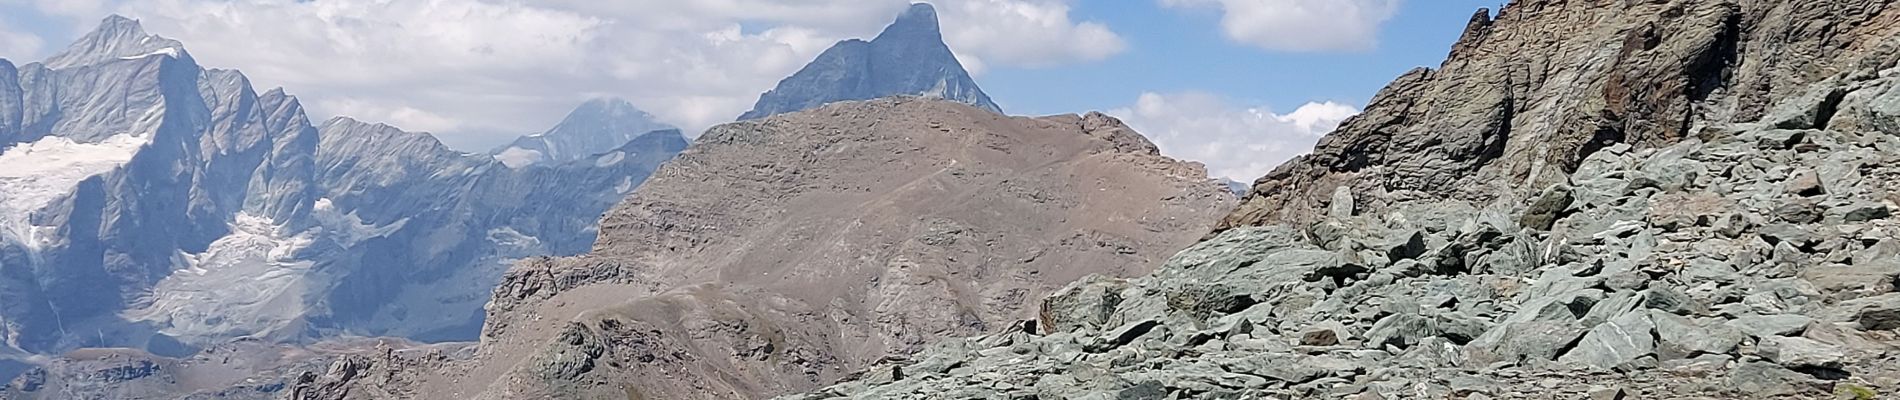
<box><xmin>1111</xmin><ymin>92</ymin><xmax>1356</xmax><ymax>181</ymax></box>
<box><xmin>12</xmin><ymin>0</ymin><xmax>1123</xmax><ymax>150</ymax></box>
<box><xmin>1160</xmin><ymin>0</ymin><xmax>1399</xmax><ymax>52</ymax></box>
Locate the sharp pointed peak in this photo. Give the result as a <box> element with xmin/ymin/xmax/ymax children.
<box><xmin>98</xmin><ymin>15</ymin><xmax>143</xmax><ymax>31</ymax></box>
<box><xmin>875</xmin><ymin>2</ymin><xmax>943</xmax><ymax>43</ymax></box>
<box><xmin>46</xmin><ymin>14</ymin><xmax>187</xmax><ymax>69</ymax></box>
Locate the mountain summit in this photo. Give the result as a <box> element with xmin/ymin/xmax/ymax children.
<box><xmin>492</xmin><ymin>98</ymin><xmax>677</xmax><ymax>167</ymax></box>
<box><xmin>736</xmin><ymin>3</ymin><xmax>1001</xmax><ymax>120</ymax></box>
<box><xmin>44</xmin><ymin>15</ymin><xmax>187</xmax><ymax>69</ymax></box>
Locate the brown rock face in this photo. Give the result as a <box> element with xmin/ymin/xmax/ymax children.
<box><xmin>445</xmin><ymin>97</ymin><xmax>1233</xmax><ymax>399</ymax></box>
<box><xmin>1221</xmin><ymin>0</ymin><xmax>1900</xmax><ymax>230</ymax></box>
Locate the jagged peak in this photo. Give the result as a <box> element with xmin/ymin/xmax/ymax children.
<box><xmin>46</xmin><ymin>14</ymin><xmax>188</xmax><ymax>69</ymax></box>
<box><xmin>873</xmin><ymin>3</ymin><xmax>943</xmax><ymax>43</ymax></box>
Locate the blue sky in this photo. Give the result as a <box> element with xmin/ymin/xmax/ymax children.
<box><xmin>988</xmin><ymin>0</ymin><xmax>1501</xmax><ymax>116</ymax></box>
<box><xmin>0</xmin><ymin>0</ymin><xmax>1508</xmax><ymax>180</ymax></box>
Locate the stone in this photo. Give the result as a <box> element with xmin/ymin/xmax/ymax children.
<box><xmin>1774</xmin><ymin>199</ymin><xmax>1824</xmax><ymax>224</ymax></box>
<box><xmin>1041</xmin><ymin>275</ymin><xmax>1131</xmax><ymax>333</ymax></box>
<box><xmin>1727</xmin><ymin>314</ymin><xmax>1814</xmax><ymax>338</ymax></box>
<box><xmin>1331</xmin><ymin>186</ymin><xmax>1357</xmax><ymax>219</ymax></box>
<box><xmin>1587</xmin><ymin>386</ymin><xmax>1628</xmax><ymax>400</ymax></box>
<box><xmin>1557</xmin><ymin>311</ymin><xmax>1655</xmax><ymax>370</ymax></box>
<box><xmin>1758</xmin><ymin>336</ymin><xmax>1846</xmax><ymax>371</ymax></box>
<box><xmin>1652</xmin><ymin>311</ymin><xmax>1743</xmax><ymax>359</ymax></box>
<box><xmin>1786</xmin><ymin>169</ymin><xmax>1826</xmax><ymax>197</ymax></box>
<box><xmin>1765</xmin><ymin>84</ymin><xmax>1847</xmax><ymax>130</ymax></box>
<box><xmin>1365</xmin><ymin>314</ymin><xmax>1436</xmax><ymax>350</ymax></box>
<box><xmin>1836</xmin><ymin>202</ymin><xmax>1892</xmax><ymax>223</ymax></box>
<box><xmin>1519</xmin><ymin>184</ymin><xmax>1574</xmax><ymax>231</ymax></box>
<box><xmin>1835</xmin><ymin>294</ymin><xmax>1900</xmax><ymax>331</ymax></box>
<box><xmin>1301</xmin><ymin>325</ymin><xmax>1343</xmax><ymax>347</ymax></box>
<box><xmin>1726</xmin><ymin>362</ymin><xmax>1817</xmax><ymax>398</ymax></box>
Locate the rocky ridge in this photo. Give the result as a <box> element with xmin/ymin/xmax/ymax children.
<box><xmin>314</xmin><ymin>97</ymin><xmax>1234</xmax><ymax>400</ymax></box>
<box><xmin>1224</xmin><ymin>0</ymin><xmax>1900</xmax><ymax>230</ymax></box>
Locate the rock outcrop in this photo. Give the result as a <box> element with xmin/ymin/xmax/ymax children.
<box><xmin>737</xmin><ymin>3</ymin><xmax>1001</xmax><ymax>121</ymax></box>
<box><xmin>417</xmin><ymin>97</ymin><xmax>1232</xmax><ymax>399</ymax></box>
<box><xmin>1223</xmin><ymin>0</ymin><xmax>1900</xmax><ymax>231</ymax></box>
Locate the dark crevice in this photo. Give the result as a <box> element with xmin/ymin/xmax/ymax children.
<box><xmin>1687</xmin><ymin>7</ymin><xmax>1743</xmax><ymax>103</ymax></box>
<box><xmin>1573</xmin><ymin>122</ymin><xmax>1627</xmax><ymax>172</ymax></box>
<box><xmin>1547</xmin><ymin>329</ymin><xmax>1590</xmax><ymax>361</ymax></box>
<box><xmin>1814</xmin><ymin>89</ymin><xmax>1848</xmax><ymax>130</ymax></box>
<box><xmin>1792</xmin><ymin>365</ymin><xmax>1852</xmax><ymax>381</ymax></box>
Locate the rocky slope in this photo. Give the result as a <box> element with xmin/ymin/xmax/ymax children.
<box><xmin>1224</xmin><ymin>0</ymin><xmax>1900</xmax><ymax>230</ymax></box>
<box><xmin>737</xmin><ymin>3</ymin><xmax>1002</xmax><ymax>121</ymax></box>
<box><xmin>307</xmin><ymin>97</ymin><xmax>1230</xmax><ymax>400</ymax></box>
<box><xmin>0</xmin><ymin>16</ymin><xmax>689</xmax><ymax>358</ymax></box>
<box><xmin>787</xmin><ymin>1</ymin><xmax>1900</xmax><ymax>399</ymax></box>
<box><xmin>491</xmin><ymin>98</ymin><xmax>677</xmax><ymax>168</ymax></box>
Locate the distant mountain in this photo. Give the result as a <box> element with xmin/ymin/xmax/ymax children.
<box><xmin>491</xmin><ymin>98</ymin><xmax>676</xmax><ymax>168</ymax></box>
<box><xmin>0</xmin><ymin>16</ymin><xmax>688</xmax><ymax>357</ymax></box>
<box><xmin>737</xmin><ymin>3</ymin><xmax>1001</xmax><ymax>120</ymax></box>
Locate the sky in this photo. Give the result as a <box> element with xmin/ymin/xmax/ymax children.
<box><xmin>0</xmin><ymin>0</ymin><xmax>1505</xmax><ymax>182</ymax></box>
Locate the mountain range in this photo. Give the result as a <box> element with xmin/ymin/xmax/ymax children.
<box><xmin>8</xmin><ymin>1</ymin><xmax>1888</xmax><ymax>400</ymax></box>
<box><xmin>0</xmin><ymin>16</ymin><xmax>688</xmax><ymax>357</ymax></box>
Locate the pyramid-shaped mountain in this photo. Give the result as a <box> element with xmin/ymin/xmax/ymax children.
<box><xmin>737</xmin><ymin>3</ymin><xmax>1001</xmax><ymax>120</ymax></box>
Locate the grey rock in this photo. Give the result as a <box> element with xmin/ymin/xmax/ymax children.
<box><xmin>1726</xmin><ymin>362</ymin><xmax>1817</xmax><ymax>398</ymax></box>
<box><xmin>1557</xmin><ymin>311</ymin><xmax>1655</xmax><ymax>370</ymax></box>
<box><xmin>1651</xmin><ymin>312</ymin><xmax>1743</xmax><ymax>359</ymax></box>
<box><xmin>1758</xmin><ymin>336</ymin><xmax>1845</xmax><ymax>370</ymax></box>
<box><xmin>1835</xmin><ymin>294</ymin><xmax>1900</xmax><ymax>331</ymax></box>
<box><xmin>1364</xmin><ymin>314</ymin><xmax>1435</xmax><ymax>350</ymax></box>
<box><xmin>1519</xmin><ymin>184</ymin><xmax>1574</xmax><ymax>231</ymax></box>
<box><xmin>1040</xmin><ymin>275</ymin><xmax>1131</xmax><ymax>334</ymax></box>
<box><xmin>1727</xmin><ymin>315</ymin><xmax>1814</xmax><ymax>338</ymax></box>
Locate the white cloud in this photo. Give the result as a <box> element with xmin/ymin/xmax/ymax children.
<box><xmin>1110</xmin><ymin>92</ymin><xmax>1356</xmax><ymax>181</ymax></box>
<box><xmin>0</xmin><ymin>26</ymin><xmax>42</xmax><ymax>60</ymax></box>
<box><xmin>12</xmin><ymin>0</ymin><xmax>1123</xmax><ymax>150</ymax></box>
<box><xmin>936</xmin><ymin>0</ymin><xmax>1124</xmax><ymax>70</ymax></box>
<box><xmin>1160</xmin><ymin>0</ymin><xmax>1399</xmax><ymax>52</ymax></box>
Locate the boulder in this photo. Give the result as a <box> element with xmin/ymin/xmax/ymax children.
<box><xmin>1557</xmin><ymin>311</ymin><xmax>1656</xmax><ymax>370</ymax></box>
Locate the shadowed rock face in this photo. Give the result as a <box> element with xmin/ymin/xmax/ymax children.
<box><xmin>399</xmin><ymin>97</ymin><xmax>1232</xmax><ymax>400</ymax></box>
<box><xmin>737</xmin><ymin>3</ymin><xmax>1001</xmax><ymax>121</ymax></box>
<box><xmin>1222</xmin><ymin>0</ymin><xmax>1900</xmax><ymax>231</ymax></box>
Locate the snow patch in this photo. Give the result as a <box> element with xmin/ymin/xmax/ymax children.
<box><xmin>119</xmin><ymin>47</ymin><xmax>181</xmax><ymax>60</ymax></box>
<box><xmin>595</xmin><ymin>151</ymin><xmax>625</xmax><ymax>167</ymax></box>
<box><xmin>0</xmin><ymin>134</ymin><xmax>152</xmax><ymax>251</ymax></box>
<box><xmin>311</xmin><ymin>197</ymin><xmax>407</xmax><ymax>247</ymax></box>
<box><xmin>616</xmin><ymin>175</ymin><xmax>635</xmax><ymax>194</ymax></box>
<box><xmin>127</xmin><ymin>213</ymin><xmax>318</xmax><ymax>341</ymax></box>
<box><xmin>494</xmin><ymin>147</ymin><xmax>543</xmax><ymax>168</ymax></box>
